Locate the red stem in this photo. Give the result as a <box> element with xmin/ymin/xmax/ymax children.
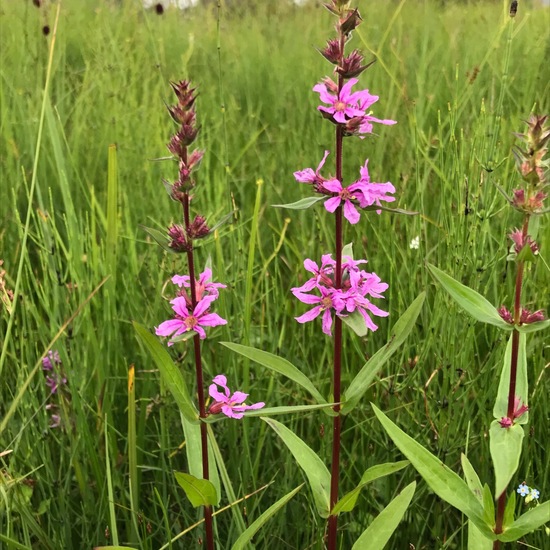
<box><xmin>183</xmin><ymin>193</ymin><xmax>214</xmax><ymax>550</ymax></box>
<box><xmin>493</xmin><ymin>216</ymin><xmax>529</xmax><ymax>547</ymax></box>
<box><xmin>327</xmin><ymin>33</ymin><xmax>346</xmax><ymax>547</ymax></box>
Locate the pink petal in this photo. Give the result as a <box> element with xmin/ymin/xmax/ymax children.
<box><xmin>294</xmin><ymin>168</ymin><xmax>316</xmax><ymax>183</ymax></box>
<box><xmin>172</xmin><ymin>274</ymin><xmax>190</xmax><ymax>287</ymax></box>
<box><xmin>316</xmin><ymin>150</ymin><xmax>331</xmax><ymax>172</ymax></box>
<box><xmin>221</xmin><ymin>404</ymin><xmax>244</xmax><ymax>419</ymax></box>
<box><xmin>296</xmin><ymin>306</ymin><xmax>322</xmax><ymax>324</ymax></box>
<box><xmin>171</xmin><ymin>297</ymin><xmax>190</xmax><ymax>317</ymax></box>
<box><xmin>343</xmin><ymin>200</ymin><xmax>360</xmax><ymax>224</ymax></box>
<box><xmin>324</xmin><ymin>196</ymin><xmax>341</xmax><ymax>213</ymax></box>
<box><xmin>229</xmin><ymin>391</ymin><xmax>249</xmax><ymax>405</ymax></box>
<box><xmin>155</xmin><ymin>319</ymin><xmax>184</xmax><ymax>337</ymax></box>
<box><xmin>313</xmin><ymin>83</ymin><xmax>334</xmax><ymax>105</ymax></box>
<box><xmin>199</xmin><ymin>312</ymin><xmax>227</xmax><ymax>328</ymax></box>
<box><xmin>321</xmin><ymin>309</ymin><xmax>333</xmax><ymax>336</ymax></box>
<box><xmin>323</xmin><ymin>178</ymin><xmax>343</xmax><ymax>193</ymax></box>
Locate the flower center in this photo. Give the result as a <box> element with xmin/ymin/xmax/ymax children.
<box><xmin>184</xmin><ymin>315</ymin><xmax>197</xmax><ymax>329</ymax></box>
<box><xmin>321</xmin><ymin>296</ymin><xmax>333</xmax><ymax>309</ymax></box>
<box><xmin>334</xmin><ymin>100</ymin><xmax>347</xmax><ymax>112</ymax></box>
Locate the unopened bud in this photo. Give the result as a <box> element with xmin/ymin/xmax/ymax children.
<box><xmin>168</xmin><ymin>224</ymin><xmax>192</xmax><ymax>252</ymax></box>
<box><xmin>340</xmin><ymin>8</ymin><xmax>362</xmax><ymax>35</ymax></box>
<box><xmin>319</xmin><ymin>39</ymin><xmax>342</xmax><ymax>64</ymax></box>
<box><xmin>188</xmin><ymin>215</ymin><xmax>209</xmax><ymax>239</ymax></box>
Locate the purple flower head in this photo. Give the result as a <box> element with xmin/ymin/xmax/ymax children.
<box><xmin>292</xmin><ymin>285</ymin><xmax>346</xmax><ymax>336</ymax></box>
<box><xmin>172</xmin><ymin>268</ymin><xmax>226</xmax><ymax>305</ymax></box>
<box><xmin>292</xmin><ymin>255</ymin><xmax>389</xmax><ymax>336</ymax></box>
<box><xmin>293</xmin><ymin>150</ymin><xmax>334</xmax><ymax>193</ymax></box>
<box><xmin>352</xmin><ymin>160</ymin><xmax>396</xmax><ymax>213</ymax></box>
<box><xmin>208</xmin><ymin>375</ymin><xmax>265</xmax><ymax>419</ymax></box>
<box><xmin>45</xmin><ymin>373</ymin><xmax>67</xmax><ymax>395</ymax></box>
<box><xmin>323</xmin><ymin>179</ymin><xmax>364</xmax><ymax>224</ymax></box>
<box><xmin>42</xmin><ymin>350</ymin><xmax>61</xmax><ymax>371</ymax></box>
<box><xmin>155</xmin><ymin>294</ymin><xmax>227</xmax><ymax>345</ymax></box>
<box><xmin>313</xmin><ymin>78</ymin><xmax>376</xmax><ymax>124</ymax></box>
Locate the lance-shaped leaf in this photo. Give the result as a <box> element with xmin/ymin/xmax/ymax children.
<box><xmin>372</xmin><ymin>405</ymin><xmax>494</xmax><ymax>539</ymax></box>
<box><xmin>497</xmin><ymin>499</ymin><xmax>550</xmax><ymax>542</ymax></box>
<box><xmin>133</xmin><ymin>322</ymin><xmax>198</xmax><ymax>424</ymax></box>
<box><xmin>174</xmin><ymin>472</ymin><xmax>217</xmax><ymax>508</ymax></box>
<box><xmin>231</xmin><ymin>484</ymin><xmax>303</xmax><ymax>550</ymax></box>
<box><xmin>351</xmin><ymin>481</ymin><xmax>416</xmax><ymax>550</ymax></box>
<box><xmin>489</xmin><ymin>421</ymin><xmax>524</xmax><ymax>498</ymax></box>
<box><xmin>341</xmin><ymin>309</ymin><xmax>369</xmax><ymax>337</ymax></box>
<box><xmin>262</xmin><ymin>417</ymin><xmax>331</xmax><ymax>518</ymax></box>
<box><xmin>272</xmin><ymin>196</ymin><xmax>326</xmax><ymax>210</ymax></box>
<box><xmin>332</xmin><ymin>461</ymin><xmax>409</xmax><ymax>515</ymax></box>
<box><xmin>182</xmin><ymin>414</ymin><xmax>221</xmax><ymax>504</ymax></box>
<box><xmin>493</xmin><ymin>332</ymin><xmax>528</xmax><ymax>424</ymax></box>
<box><xmin>202</xmin><ymin>403</ymin><xmax>337</xmax><ymax>423</ymax></box>
<box><xmin>461</xmin><ymin>454</ymin><xmax>493</xmax><ymax>550</ymax></box>
<box><xmin>516</xmin><ymin>319</ymin><xmax>550</xmax><ymax>333</ymax></box>
<box><xmin>220</xmin><ymin>343</ymin><xmax>326</xmax><ymax>405</ymax></box>
<box><xmin>139</xmin><ymin>224</ymin><xmax>173</xmax><ymax>253</ymax></box>
<box><xmin>343</xmin><ymin>293</ymin><xmax>425</xmax><ymax>414</ymax></box>
<box><xmin>427</xmin><ymin>264</ymin><xmax>511</xmax><ymax>329</ymax></box>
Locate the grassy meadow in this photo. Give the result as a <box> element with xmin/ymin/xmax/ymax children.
<box><xmin>1</xmin><ymin>0</ymin><xmax>549</xmax><ymax>548</ymax></box>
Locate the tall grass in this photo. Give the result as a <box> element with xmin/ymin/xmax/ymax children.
<box><xmin>1</xmin><ymin>0</ymin><xmax>548</xmax><ymax>548</ymax></box>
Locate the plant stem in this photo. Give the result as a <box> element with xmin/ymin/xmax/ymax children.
<box><xmin>327</xmin><ymin>52</ymin><xmax>345</xmax><ymax>545</ymax></box>
<box><xmin>493</xmin><ymin>217</ymin><xmax>529</xmax><ymax>547</ymax></box>
<box><xmin>183</xmin><ymin>194</ymin><xmax>214</xmax><ymax>550</ymax></box>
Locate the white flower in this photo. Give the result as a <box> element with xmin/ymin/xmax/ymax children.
<box><xmin>409</xmin><ymin>236</ymin><xmax>420</xmax><ymax>250</ymax></box>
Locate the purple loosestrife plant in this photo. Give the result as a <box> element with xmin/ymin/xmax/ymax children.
<box><xmin>374</xmin><ymin>114</ymin><xmax>550</xmax><ymax>547</ymax></box>
<box><xmin>136</xmin><ymin>79</ymin><xmax>232</xmax><ymax>550</ymax></box>
<box><xmin>223</xmin><ymin>1</ymin><xmax>422</xmax><ymax>547</ymax></box>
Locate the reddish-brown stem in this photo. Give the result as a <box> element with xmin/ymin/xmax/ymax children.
<box><xmin>183</xmin><ymin>193</ymin><xmax>214</xmax><ymax>550</ymax></box>
<box><xmin>493</xmin><ymin>216</ymin><xmax>529</xmax><ymax>548</ymax></box>
<box><xmin>327</xmin><ymin>44</ymin><xmax>345</xmax><ymax>547</ymax></box>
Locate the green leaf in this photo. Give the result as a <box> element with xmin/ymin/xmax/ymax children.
<box><xmin>203</xmin><ymin>403</ymin><xmax>337</xmax><ymax>423</ymax></box>
<box><xmin>493</xmin><ymin>332</ymin><xmax>528</xmax><ymax>424</ymax></box>
<box><xmin>272</xmin><ymin>196</ymin><xmax>325</xmax><ymax>210</ymax></box>
<box><xmin>342</xmin><ymin>242</ymin><xmax>354</xmax><ymax>259</ymax></box>
<box><xmin>332</xmin><ymin>461</ymin><xmax>409</xmax><ymax>515</ymax></box>
<box><xmin>343</xmin><ymin>293</ymin><xmax>425</xmax><ymax>414</ymax></box>
<box><xmin>351</xmin><ymin>481</ymin><xmax>416</xmax><ymax>550</ymax></box>
<box><xmin>341</xmin><ymin>310</ymin><xmax>369</xmax><ymax>337</ymax></box>
<box><xmin>516</xmin><ymin>319</ymin><xmax>550</xmax><ymax>333</ymax></box>
<box><xmin>182</xmin><ymin>414</ymin><xmax>221</xmax><ymax>504</ymax></box>
<box><xmin>427</xmin><ymin>264</ymin><xmax>511</xmax><ymax>329</ymax></box>
<box><xmin>461</xmin><ymin>454</ymin><xmax>484</xmax><ymax>503</ymax></box>
<box><xmin>139</xmin><ymin>224</ymin><xmax>173</xmax><ymax>253</ymax></box>
<box><xmin>220</xmin><ymin>343</ymin><xmax>326</xmax><ymax>405</ymax></box>
<box><xmin>262</xmin><ymin>417</ymin><xmax>331</xmax><ymax>518</ymax></box>
<box><xmin>461</xmin><ymin>455</ymin><xmax>493</xmax><ymax>550</ymax></box>
<box><xmin>231</xmin><ymin>484</ymin><xmax>303</xmax><ymax>550</ymax></box>
<box><xmin>482</xmin><ymin>484</ymin><xmax>495</xmax><ymax>527</ymax></box>
<box><xmin>174</xmin><ymin>472</ymin><xmax>218</xmax><ymax>508</ymax></box>
<box><xmin>133</xmin><ymin>322</ymin><xmax>198</xmax><ymax>424</ymax></box>
<box><xmin>489</xmin><ymin>421</ymin><xmax>524</xmax><ymax>498</ymax></box>
<box><xmin>503</xmin><ymin>490</ymin><xmax>516</xmax><ymax>528</ymax></box>
<box><xmin>497</xmin><ymin>499</ymin><xmax>550</xmax><ymax>542</ymax></box>
<box><xmin>372</xmin><ymin>404</ymin><xmax>494</xmax><ymax>539</ymax></box>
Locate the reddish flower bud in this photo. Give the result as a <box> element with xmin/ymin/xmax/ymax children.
<box><xmin>498</xmin><ymin>417</ymin><xmax>513</xmax><ymax>428</ymax></box>
<box><xmin>337</xmin><ymin>51</ymin><xmax>374</xmax><ymax>78</ymax></box>
<box><xmin>188</xmin><ymin>215</ymin><xmax>209</xmax><ymax>239</ymax></box>
<box><xmin>520</xmin><ymin>308</ymin><xmax>546</xmax><ymax>324</ymax></box>
<box><xmin>497</xmin><ymin>306</ymin><xmax>514</xmax><ymax>324</ymax></box>
<box><xmin>168</xmin><ymin>224</ymin><xmax>192</xmax><ymax>252</ymax></box>
<box><xmin>208</xmin><ymin>402</ymin><xmax>225</xmax><ymax>415</ymax></box>
<box><xmin>340</xmin><ymin>8</ymin><xmax>362</xmax><ymax>35</ymax></box>
<box><xmin>170</xmin><ymin>80</ymin><xmax>197</xmax><ymax>110</ymax></box>
<box><xmin>319</xmin><ymin>39</ymin><xmax>342</xmax><ymax>64</ymax></box>
<box><xmin>509</xmin><ymin>228</ymin><xmax>539</xmax><ymax>256</ymax></box>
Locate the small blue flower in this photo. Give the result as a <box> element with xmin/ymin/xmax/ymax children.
<box><xmin>529</xmin><ymin>488</ymin><xmax>540</xmax><ymax>500</ymax></box>
<box><xmin>517</xmin><ymin>483</ymin><xmax>530</xmax><ymax>497</ymax></box>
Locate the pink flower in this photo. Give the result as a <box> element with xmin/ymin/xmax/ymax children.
<box><xmin>42</xmin><ymin>350</ymin><xmax>61</xmax><ymax>371</ymax></box>
<box><xmin>293</xmin><ymin>150</ymin><xmax>331</xmax><ymax>185</ymax></box>
<box><xmin>155</xmin><ymin>294</ymin><xmax>227</xmax><ymax>344</ymax></box>
<box><xmin>353</xmin><ymin>160</ymin><xmax>396</xmax><ymax>213</ymax></box>
<box><xmin>313</xmin><ymin>78</ymin><xmax>376</xmax><ymax>124</ymax></box>
<box><xmin>323</xmin><ymin>179</ymin><xmax>363</xmax><ymax>224</ymax></box>
<box><xmin>172</xmin><ymin>268</ymin><xmax>226</xmax><ymax>301</ymax></box>
<box><xmin>208</xmin><ymin>375</ymin><xmax>265</xmax><ymax>419</ymax></box>
<box><xmin>292</xmin><ymin>285</ymin><xmax>346</xmax><ymax>336</ymax></box>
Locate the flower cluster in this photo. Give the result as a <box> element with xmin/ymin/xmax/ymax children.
<box><xmin>498</xmin><ymin>396</ymin><xmax>529</xmax><ymax>428</ymax></box>
<box><xmin>292</xmin><ymin>255</ymin><xmax>388</xmax><ymax>336</ymax></box>
<box><xmin>510</xmin><ymin>114</ymin><xmax>549</xmax><ymax>214</ymax></box>
<box><xmin>156</xmin><ymin>270</ymin><xmax>227</xmax><ymax>344</ymax></box>
<box><xmin>294</xmin><ymin>154</ymin><xmax>395</xmax><ymax>224</ymax></box>
<box><xmin>313</xmin><ymin>77</ymin><xmax>396</xmax><ymax>137</ymax></box>
<box><xmin>42</xmin><ymin>350</ymin><xmax>66</xmax><ymax>429</ymax></box>
<box><xmin>517</xmin><ymin>482</ymin><xmax>540</xmax><ymax>504</ymax></box>
<box><xmin>208</xmin><ymin>375</ymin><xmax>265</xmax><ymax>419</ymax></box>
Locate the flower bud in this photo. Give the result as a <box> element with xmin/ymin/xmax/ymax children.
<box><xmin>340</xmin><ymin>8</ymin><xmax>362</xmax><ymax>35</ymax></box>
<box><xmin>319</xmin><ymin>39</ymin><xmax>342</xmax><ymax>64</ymax></box>
<box><xmin>168</xmin><ymin>224</ymin><xmax>192</xmax><ymax>252</ymax></box>
<box><xmin>188</xmin><ymin>215</ymin><xmax>210</xmax><ymax>239</ymax></box>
